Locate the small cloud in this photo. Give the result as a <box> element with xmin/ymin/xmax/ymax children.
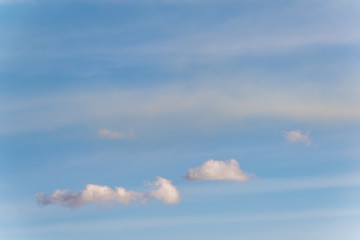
<box><xmin>98</xmin><ymin>129</ymin><xmax>136</xmax><ymax>139</ymax></box>
<box><xmin>36</xmin><ymin>177</ymin><xmax>180</xmax><ymax>208</ymax></box>
<box><xmin>184</xmin><ymin>159</ymin><xmax>251</xmax><ymax>182</ymax></box>
<box><xmin>285</xmin><ymin>130</ymin><xmax>311</xmax><ymax>146</ymax></box>
<box><xmin>149</xmin><ymin>177</ymin><xmax>180</xmax><ymax>204</ymax></box>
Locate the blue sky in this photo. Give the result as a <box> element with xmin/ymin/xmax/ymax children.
<box><xmin>1</xmin><ymin>0</ymin><xmax>360</xmax><ymax>239</ymax></box>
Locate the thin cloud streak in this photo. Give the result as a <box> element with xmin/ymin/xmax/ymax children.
<box><xmin>1</xmin><ymin>0</ymin><xmax>359</xmax><ymax>68</ymax></box>
<box><xmin>98</xmin><ymin>129</ymin><xmax>136</xmax><ymax>139</ymax></box>
<box><xmin>6</xmin><ymin>208</ymin><xmax>360</xmax><ymax>233</ymax></box>
<box><xmin>182</xmin><ymin>173</ymin><xmax>360</xmax><ymax>196</ymax></box>
<box><xmin>2</xmin><ymin>81</ymin><xmax>359</xmax><ymax>135</ymax></box>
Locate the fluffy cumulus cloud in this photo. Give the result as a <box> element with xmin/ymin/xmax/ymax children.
<box><xmin>184</xmin><ymin>159</ymin><xmax>250</xmax><ymax>181</ymax></box>
<box><xmin>98</xmin><ymin>129</ymin><xmax>136</xmax><ymax>139</ymax></box>
<box><xmin>37</xmin><ymin>177</ymin><xmax>179</xmax><ymax>208</ymax></box>
<box><xmin>36</xmin><ymin>185</ymin><xmax>140</xmax><ymax>207</ymax></box>
<box><xmin>149</xmin><ymin>177</ymin><xmax>180</xmax><ymax>204</ymax></box>
<box><xmin>285</xmin><ymin>130</ymin><xmax>311</xmax><ymax>146</ymax></box>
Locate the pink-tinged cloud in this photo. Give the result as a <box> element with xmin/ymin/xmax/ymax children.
<box><xmin>149</xmin><ymin>177</ymin><xmax>181</xmax><ymax>204</ymax></box>
<box><xmin>36</xmin><ymin>177</ymin><xmax>179</xmax><ymax>208</ymax></box>
<box><xmin>285</xmin><ymin>130</ymin><xmax>311</xmax><ymax>146</ymax></box>
<box><xmin>184</xmin><ymin>159</ymin><xmax>251</xmax><ymax>182</ymax></box>
<box><xmin>98</xmin><ymin>129</ymin><xmax>136</xmax><ymax>139</ymax></box>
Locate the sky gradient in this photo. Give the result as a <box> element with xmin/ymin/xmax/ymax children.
<box><xmin>1</xmin><ymin>0</ymin><xmax>360</xmax><ymax>239</ymax></box>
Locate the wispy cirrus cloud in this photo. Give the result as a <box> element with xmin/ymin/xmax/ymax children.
<box><xmin>2</xmin><ymin>81</ymin><xmax>359</xmax><ymax>135</ymax></box>
<box><xmin>184</xmin><ymin>159</ymin><xmax>251</xmax><ymax>181</ymax></box>
<box><xmin>36</xmin><ymin>176</ymin><xmax>180</xmax><ymax>208</ymax></box>
<box><xmin>6</xmin><ymin>207</ymin><xmax>360</xmax><ymax>234</ymax></box>
<box><xmin>285</xmin><ymin>130</ymin><xmax>311</xmax><ymax>146</ymax></box>
<box><xmin>1</xmin><ymin>0</ymin><xmax>359</xmax><ymax>70</ymax></box>
<box><xmin>184</xmin><ymin>173</ymin><xmax>360</xmax><ymax>196</ymax></box>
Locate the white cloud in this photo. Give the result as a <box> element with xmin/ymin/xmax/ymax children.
<box><xmin>36</xmin><ymin>177</ymin><xmax>180</xmax><ymax>208</ymax></box>
<box><xmin>285</xmin><ymin>130</ymin><xmax>311</xmax><ymax>146</ymax></box>
<box><xmin>36</xmin><ymin>184</ymin><xmax>141</xmax><ymax>208</ymax></box>
<box><xmin>98</xmin><ymin>129</ymin><xmax>136</xmax><ymax>139</ymax></box>
<box><xmin>149</xmin><ymin>177</ymin><xmax>180</xmax><ymax>204</ymax></box>
<box><xmin>184</xmin><ymin>159</ymin><xmax>250</xmax><ymax>181</ymax></box>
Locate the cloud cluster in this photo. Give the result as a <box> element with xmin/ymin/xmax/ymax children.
<box><xmin>184</xmin><ymin>159</ymin><xmax>250</xmax><ymax>182</ymax></box>
<box><xmin>98</xmin><ymin>129</ymin><xmax>136</xmax><ymax>139</ymax></box>
<box><xmin>36</xmin><ymin>159</ymin><xmax>254</xmax><ymax>208</ymax></box>
<box><xmin>285</xmin><ymin>130</ymin><xmax>311</xmax><ymax>146</ymax></box>
<box><xmin>37</xmin><ymin>177</ymin><xmax>180</xmax><ymax>208</ymax></box>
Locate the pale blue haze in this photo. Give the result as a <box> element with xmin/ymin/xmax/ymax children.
<box><xmin>0</xmin><ymin>0</ymin><xmax>360</xmax><ymax>239</ymax></box>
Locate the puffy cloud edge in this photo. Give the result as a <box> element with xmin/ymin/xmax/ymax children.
<box><xmin>184</xmin><ymin>159</ymin><xmax>251</xmax><ymax>182</ymax></box>
<box><xmin>36</xmin><ymin>176</ymin><xmax>180</xmax><ymax>208</ymax></box>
